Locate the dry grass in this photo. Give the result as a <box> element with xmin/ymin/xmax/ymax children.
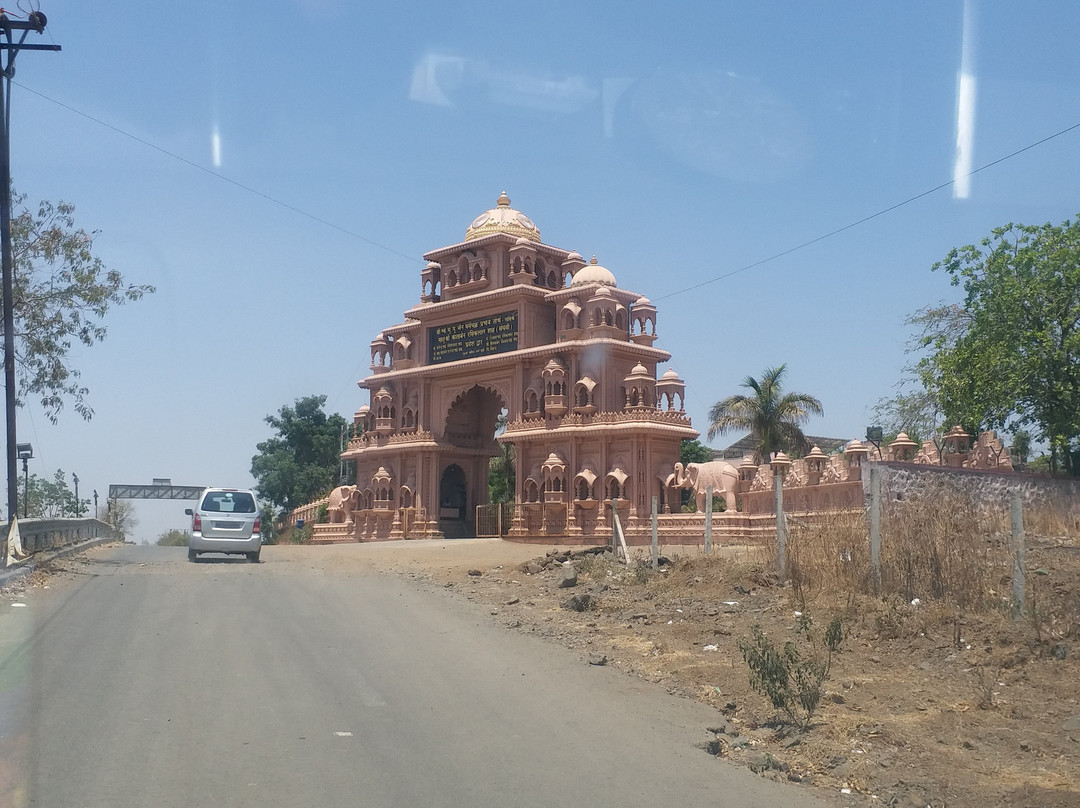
<box><xmin>1023</xmin><ymin>487</ymin><xmax>1080</xmax><ymax>539</ymax></box>
<box><xmin>784</xmin><ymin>510</ymin><xmax>869</xmax><ymax>610</ymax></box>
<box><xmin>879</xmin><ymin>489</ymin><xmax>1007</xmax><ymax>611</ymax></box>
<box><xmin>777</xmin><ymin>487</ymin><xmax>1079</xmax><ymax>625</ymax></box>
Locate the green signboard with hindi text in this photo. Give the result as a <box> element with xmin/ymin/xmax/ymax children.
<box><xmin>428</xmin><ymin>311</ymin><xmax>518</xmax><ymax>364</ymax></box>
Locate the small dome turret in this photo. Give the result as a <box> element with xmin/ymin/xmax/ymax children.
<box><xmin>571</xmin><ymin>256</ymin><xmax>617</xmax><ymax>287</ymax></box>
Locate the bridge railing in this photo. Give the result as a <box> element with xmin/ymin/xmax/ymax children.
<box><xmin>1</xmin><ymin>517</ymin><xmax>113</xmax><ymax>556</ymax></box>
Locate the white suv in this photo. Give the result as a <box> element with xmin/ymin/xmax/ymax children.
<box><xmin>185</xmin><ymin>488</ymin><xmax>262</xmax><ymax>562</ymax></box>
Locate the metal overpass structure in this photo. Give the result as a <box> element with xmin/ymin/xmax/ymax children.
<box><xmin>108</xmin><ymin>481</ymin><xmax>205</xmax><ymax>501</ymax></box>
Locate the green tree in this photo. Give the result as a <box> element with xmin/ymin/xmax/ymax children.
<box><xmin>106</xmin><ymin>499</ymin><xmax>138</xmax><ymax>542</ymax></box>
<box><xmin>679</xmin><ymin>438</ymin><xmax>712</xmax><ymax>466</ymax></box>
<box><xmin>17</xmin><ymin>468</ymin><xmax>87</xmax><ymax>518</ymax></box>
<box><xmin>487</xmin><ymin>411</ymin><xmax>515</xmax><ymax>504</ymax></box>
<box><xmin>487</xmin><ymin>447</ymin><xmax>515</xmax><ymax>504</ymax></box>
<box><xmin>1010</xmin><ymin>429</ymin><xmax>1032</xmax><ymax>467</ymax></box>
<box><xmin>9</xmin><ymin>191</ymin><xmax>155</xmax><ymax>422</ymax></box>
<box><xmin>927</xmin><ymin>216</ymin><xmax>1080</xmax><ymax>474</ymax></box>
<box><xmin>869</xmin><ymin>390</ymin><xmax>935</xmax><ymax>446</ymax></box>
<box><xmin>250</xmin><ymin>394</ymin><xmax>348</xmax><ymax>513</ymax></box>
<box><xmin>258</xmin><ymin>504</ymin><xmax>280</xmax><ymax>544</ymax></box>
<box><xmin>706</xmin><ymin>364</ymin><xmax>823</xmax><ymax>463</ymax></box>
<box><xmin>1028</xmin><ymin>453</ymin><xmax>1052</xmax><ymax>474</ymax></box>
<box><xmin>873</xmin><ymin>304</ymin><xmax>975</xmax><ymax>446</ymax></box>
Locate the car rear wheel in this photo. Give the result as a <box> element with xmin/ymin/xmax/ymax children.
<box><xmin>187</xmin><ymin>547</ymin><xmax>197</xmax><ymax>562</ymax></box>
<box><xmin>247</xmin><ymin>550</ymin><xmax>260</xmax><ymax>563</ymax></box>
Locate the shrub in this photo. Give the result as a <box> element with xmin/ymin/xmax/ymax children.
<box><xmin>259</xmin><ymin>505</ymin><xmax>279</xmax><ymax>544</ymax></box>
<box><xmin>824</xmin><ymin>616</ymin><xmax>844</xmax><ymax>672</ymax></box>
<box><xmin>291</xmin><ymin>523</ymin><xmax>314</xmax><ymax>544</ymax></box>
<box><xmin>156</xmin><ymin>529</ymin><xmax>191</xmax><ymax>546</ymax></box>
<box><xmin>737</xmin><ymin>624</ymin><xmax>827</xmax><ymax>726</ymax></box>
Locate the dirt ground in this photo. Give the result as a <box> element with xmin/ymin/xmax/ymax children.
<box><xmin>306</xmin><ymin>536</ymin><xmax>1080</xmax><ymax>808</ymax></box>
<box><xmin>17</xmin><ymin>537</ymin><xmax>1080</xmax><ymax>808</ymax></box>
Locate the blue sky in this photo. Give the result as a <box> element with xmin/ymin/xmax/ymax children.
<box><xmin>8</xmin><ymin>0</ymin><xmax>1080</xmax><ymax>540</ymax></box>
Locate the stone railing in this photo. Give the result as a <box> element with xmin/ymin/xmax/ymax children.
<box><xmin>311</xmin><ymin>522</ymin><xmax>356</xmax><ymax>544</ymax></box>
<box><xmin>347</xmin><ymin>430</ymin><xmax>435</xmax><ymax>450</ymax></box>
<box><xmin>280</xmin><ymin>497</ymin><xmax>328</xmax><ymax>531</ymax></box>
<box><xmin>505</xmin><ymin>409</ymin><xmax>692</xmax><ymax>433</ymax></box>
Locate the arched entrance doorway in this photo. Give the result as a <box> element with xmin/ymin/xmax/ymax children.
<box><xmin>436</xmin><ymin>385</ymin><xmax>508</xmax><ymax>538</ymax></box>
<box><xmin>438</xmin><ymin>463</ymin><xmax>467</xmax><ymax>521</ymax></box>
<box><xmin>444</xmin><ymin>385</ymin><xmax>505</xmax><ymax>449</ymax></box>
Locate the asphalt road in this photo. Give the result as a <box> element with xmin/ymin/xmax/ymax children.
<box><xmin>0</xmin><ymin>544</ymin><xmax>830</xmax><ymax>807</ymax></box>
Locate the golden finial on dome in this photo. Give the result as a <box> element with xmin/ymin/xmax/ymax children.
<box><xmin>497</xmin><ymin>191</ymin><xmax>511</xmax><ymax>207</ymax></box>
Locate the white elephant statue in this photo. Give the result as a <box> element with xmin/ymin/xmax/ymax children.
<box><xmin>327</xmin><ymin>484</ymin><xmax>361</xmax><ymax>524</ymax></box>
<box><xmin>673</xmin><ymin>461</ymin><xmax>740</xmax><ymax>512</ymax></box>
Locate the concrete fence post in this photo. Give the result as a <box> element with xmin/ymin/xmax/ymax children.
<box><xmin>651</xmin><ymin>496</ymin><xmax>658</xmax><ymax>571</ymax></box>
<box><xmin>869</xmin><ymin>464</ymin><xmax>882</xmax><ymax>594</ymax></box>
<box><xmin>611</xmin><ymin>497</ymin><xmax>630</xmax><ymax>565</ymax></box>
<box><xmin>704</xmin><ymin>484</ymin><xmax>713</xmax><ymax>555</ymax></box>
<box><xmin>1011</xmin><ymin>490</ymin><xmax>1026</xmax><ymax>620</ymax></box>
<box><xmin>774</xmin><ymin>472</ymin><xmax>786</xmax><ymax>580</ymax></box>
<box><xmin>611</xmin><ymin>496</ymin><xmax>618</xmax><ymax>553</ymax></box>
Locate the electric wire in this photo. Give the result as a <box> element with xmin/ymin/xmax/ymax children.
<box><xmin>11</xmin><ymin>82</ymin><xmax>1080</xmax><ymax>302</ymax></box>
<box><xmin>654</xmin><ymin>120</ymin><xmax>1080</xmax><ymax>302</ymax></box>
<box><xmin>12</xmin><ymin>80</ymin><xmax>421</xmax><ymax>266</ymax></box>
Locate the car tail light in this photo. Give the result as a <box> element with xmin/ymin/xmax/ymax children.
<box><xmin>253</xmin><ymin>515</ymin><xmax>261</xmax><ymax>536</ymax></box>
<box><xmin>193</xmin><ymin>513</ymin><xmax>202</xmax><ymax>532</ymax></box>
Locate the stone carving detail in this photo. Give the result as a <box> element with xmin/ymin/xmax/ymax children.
<box><xmin>784</xmin><ymin>465</ymin><xmax>807</xmax><ymax>488</ymax></box>
<box><xmin>821</xmin><ymin>463</ymin><xmax>844</xmax><ymax>484</ymax></box>
<box><xmin>908</xmin><ymin>430</ymin><xmax>1012</xmax><ymax>471</ymax></box>
<box><xmin>964</xmin><ymin>430</ymin><xmax>1012</xmax><ymax>471</ymax></box>
<box><xmin>749</xmin><ymin>469</ymin><xmax>771</xmax><ymax>492</ymax></box>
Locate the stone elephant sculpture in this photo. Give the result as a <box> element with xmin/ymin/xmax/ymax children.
<box><xmin>673</xmin><ymin>460</ymin><xmax>740</xmax><ymax>512</ymax></box>
<box><xmin>327</xmin><ymin>484</ymin><xmax>361</xmax><ymax>524</ymax></box>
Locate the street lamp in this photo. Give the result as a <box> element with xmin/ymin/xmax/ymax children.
<box><xmin>72</xmin><ymin>472</ymin><xmax>79</xmax><ymax>517</ymax></box>
<box><xmin>16</xmin><ymin>442</ymin><xmax>30</xmax><ymax>518</ymax></box>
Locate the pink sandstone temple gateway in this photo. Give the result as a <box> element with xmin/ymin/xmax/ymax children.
<box><xmin>317</xmin><ymin>193</ymin><xmax>1015</xmax><ymax>544</ymax></box>
<box><xmin>341</xmin><ymin>192</ymin><xmax>697</xmax><ymax>540</ymax></box>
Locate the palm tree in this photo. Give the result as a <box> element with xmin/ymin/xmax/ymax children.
<box><xmin>706</xmin><ymin>364</ymin><xmax>824</xmax><ymax>463</ymax></box>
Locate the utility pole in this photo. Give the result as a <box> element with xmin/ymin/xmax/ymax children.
<box><xmin>0</xmin><ymin>11</ymin><xmax>60</xmax><ymax>522</ymax></box>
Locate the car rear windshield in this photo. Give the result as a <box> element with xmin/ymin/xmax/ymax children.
<box><xmin>200</xmin><ymin>491</ymin><xmax>256</xmax><ymax>513</ymax></box>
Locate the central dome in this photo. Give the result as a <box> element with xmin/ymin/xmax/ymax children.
<box><xmin>464</xmin><ymin>191</ymin><xmax>541</xmax><ymax>243</ymax></box>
